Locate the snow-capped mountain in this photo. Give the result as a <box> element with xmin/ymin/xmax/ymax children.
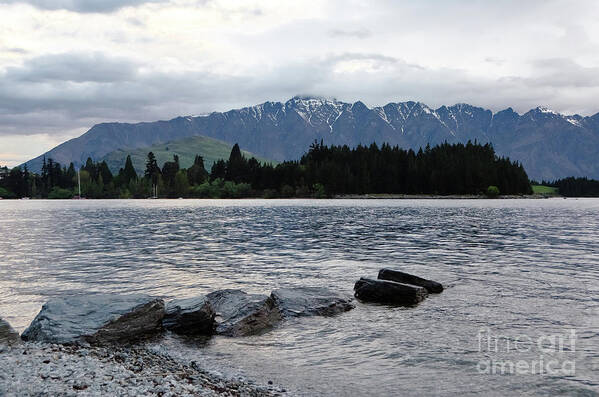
<box><xmin>23</xmin><ymin>96</ymin><xmax>599</xmax><ymax>180</ymax></box>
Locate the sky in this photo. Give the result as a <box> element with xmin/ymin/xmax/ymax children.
<box><xmin>1</xmin><ymin>0</ymin><xmax>599</xmax><ymax>166</ymax></box>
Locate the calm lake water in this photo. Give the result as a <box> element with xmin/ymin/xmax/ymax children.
<box><xmin>1</xmin><ymin>199</ymin><xmax>598</xmax><ymax>396</ymax></box>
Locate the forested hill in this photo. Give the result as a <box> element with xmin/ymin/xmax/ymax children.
<box><xmin>99</xmin><ymin>135</ymin><xmax>270</xmax><ymax>175</ymax></box>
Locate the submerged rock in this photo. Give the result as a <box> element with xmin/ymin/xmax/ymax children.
<box><xmin>271</xmin><ymin>287</ymin><xmax>354</xmax><ymax>317</ymax></box>
<box><xmin>0</xmin><ymin>318</ymin><xmax>20</xmax><ymax>345</ymax></box>
<box><xmin>378</xmin><ymin>268</ymin><xmax>444</xmax><ymax>293</ymax></box>
<box><xmin>163</xmin><ymin>296</ymin><xmax>215</xmax><ymax>335</ymax></box>
<box><xmin>354</xmin><ymin>278</ymin><xmax>428</xmax><ymax>306</ymax></box>
<box><xmin>205</xmin><ymin>290</ymin><xmax>281</xmax><ymax>337</ymax></box>
<box><xmin>21</xmin><ymin>294</ymin><xmax>165</xmax><ymax>345</ymax></box>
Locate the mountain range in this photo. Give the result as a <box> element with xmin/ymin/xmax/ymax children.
<box><xmin>23</xmin><ymin>96</ymin><xmax>599</xmax><ymax>181</ymax></box>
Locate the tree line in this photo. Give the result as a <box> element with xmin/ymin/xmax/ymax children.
<box><xmin>294</xmin><ymin>141</ymin><xmax>531</xmax><ymax>196</ymax></box>
<box><xmin>544</xmin><ymin>177</ymin><xmax>599</xmax><ymax>197</ymax></box>
<box><xmin>0</xmin><ymin>154</ymin><xmax>206</xmax><ymax>199</ymax></box>
<box><xmin>0</xmin><ymin>140</ymin><xmax>534</xmax><ymax>199</ymax></box>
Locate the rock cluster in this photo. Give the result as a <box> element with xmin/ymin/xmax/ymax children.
<box><xmin>378</xmin><ymin>268</ymin><xmax>444</xmax><ymax>293</ymax></box>
<box><xmin>19</xmin><ymin>287</ymin><xmax>354</xmax><ymax>344</ymax></box>
<box><xmin>166</xmin><ymin>287</ymin><xmax>354</xmax><ymax>337</ymax></box>
<box><xmin>354</xmin><ymin>278</ymin><xmax>428</xmax><ymax>305</ymax></box>
<box><xmin>354</xmin><ymin>269</ymin><xmax>443</xmax><ymax>306</ymax></box>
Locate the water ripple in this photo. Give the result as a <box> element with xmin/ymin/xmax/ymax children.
<box><xmin>1</xmin><ymin>198</ymin><xmax>598</xmax><ymax>396</ymax></box>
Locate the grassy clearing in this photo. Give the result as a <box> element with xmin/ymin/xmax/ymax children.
<box><xmin>531</xmin><ymin>185</ymin><xmax>559</xmax><ymax>195</ymax></box>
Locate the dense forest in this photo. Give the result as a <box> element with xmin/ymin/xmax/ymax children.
<box><xmin>1</xmin><ymin>141</ymin><xmax>533</xmax><ymax>199</ymax></box>
<box><xmin>545</xmin><ymin>177</ymin><xmax>599</xmax><ymax>197</ymax></box>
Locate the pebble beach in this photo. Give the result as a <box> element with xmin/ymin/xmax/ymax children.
<box><xmin>0</xmin><ymin>342</ymin><xmax>286</xmax><ymax>397</ymax></box>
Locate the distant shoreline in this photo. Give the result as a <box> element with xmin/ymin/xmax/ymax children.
<box><xmin>0</xmin><ymin>194</ymin><xmax>566</xmax><ymax>200</ymax></box>
<box><xmin>333</xmin><ymin>194</ymin><xmax>561</xmax><ymax>199</ymax></box>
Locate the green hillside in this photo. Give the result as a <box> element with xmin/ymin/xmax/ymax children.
<box><xmin>101</xmin><ymin>135</ymin><xmax>273</xmax><ymax>174</ymax></box>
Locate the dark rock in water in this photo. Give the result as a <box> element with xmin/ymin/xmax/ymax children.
<box><xmin>271</xmin><ymin>287</ymin><xmax>354</xmax><ymax>317</ymax></box>
<box><xmin>0</xmin><ymin>318</ymin><xmax>20</xmax><ymax>345</ymax></box>
<box><xmin>354</xmin><ymin>278</ymin><xmax>428</xmax><ymax>306</ymax></box>
<box><xmin>21</xmin><ymin>294</ymin><xmax>165</xmax><ymax>345</ymax></box>
<box><xmin>378</xmin><ymin>268</ymin><xmax>444</xmax><ymax>293</ymax></box>
<box><xmin>163</xmin><ymin>296</ymin><xmax>215</xmax><ymax>336</ymax></box>
<box><xmin>205</xmin><ymin>290</ymin><xmax>281</xmax><ymax>337</ymax></box>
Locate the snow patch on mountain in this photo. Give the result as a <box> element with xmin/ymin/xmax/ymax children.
<box><xmin>21</xmin><ymin>95</ymin><xmax>599</xmax><ymax>181</ymax></box>
<box><xmin>565</xmin><ymin>117</ymin><xmax>583</xmax><ymax>128</ymax></box>
<box><xmin>537</xmin><ymin>106</ymin><xmax>558</xmax><ymax>115</ymax></box>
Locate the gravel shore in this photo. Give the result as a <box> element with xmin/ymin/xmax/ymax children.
<box><xmin>0</xmin><ymin>342</ymin><xmax>286</xmax><ymax>396</ymax></box>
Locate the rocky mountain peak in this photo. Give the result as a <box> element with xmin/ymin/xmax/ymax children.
<box><xmin>22</xmin><ymin>96</ymin><xmax>599</xmax><ymax>181</ymax></box>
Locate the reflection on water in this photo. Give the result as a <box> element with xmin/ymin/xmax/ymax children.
<box><xmin>1</xmin><ymin>199</ymin><xmax>598</xmax><ymax>396</ymax></box>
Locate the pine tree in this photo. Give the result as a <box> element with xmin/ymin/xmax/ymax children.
<box><xmin>161</xmin><ymin>154</ymin><xmax>180</xmax><ymax>191</ymax></box>
<box><xmin>66</xmin><ymin>163</ymin><xmax>76</xmax><ymax>188</ymax></box>
<box><xmin>144</xmin><ymin>152</ymin><xmax>160</xmax><ymax>185</ymax></box>
<box><xmin>226</xmin><ymin>143</ymin><xmax>248</xmax><ymax>183</ymax></box>
<box><xmin>41</xmin><ymin>156</ymin><xmax>48</xmax><ymax>193</ymax></box>
<box><xmin>83</xmin><ymin>157</ymin><xmax>96</xmax><ymax>180</ymax></box>
<box><xmin>120</xmin><ymin>155</ymin><xmax>138</xmax><ymax>185</ymax></box>
<box><xmin>210</xmin><ymin>159</ymin><xmax>227</xmax><ymax>181</ymax></box>
<box><xmin>23</xmin><ymin>164</ymin><xmax>30</xmax><ymax>197</ymax></box>
<box><xmin>187</xmin><ymin>155</ymin><xmax>208</xmax><ymax>185</ymax></box>
<box><xmin>98</xmin><ymin>161</ymin><xmax>113</xmax><ymax>184</ymax></box>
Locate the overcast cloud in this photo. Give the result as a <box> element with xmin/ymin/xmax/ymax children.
<box><xmin>0</xmin><ymin>0</ymin><xmax>166</xmax><ymax>12</ymax></box>
<box><xmin>1</xmin><ymin>0</ymin><xmax>599</xmax><ymax>165</ymax></box>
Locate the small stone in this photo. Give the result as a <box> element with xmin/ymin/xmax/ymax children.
<box><xmin>73</xmin><ymin>382</ymin><xmax>89</xmax><ymax>391</ymax></box>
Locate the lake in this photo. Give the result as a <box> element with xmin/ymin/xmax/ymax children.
<box><xmin>1</xmin><ymin>199</ymin><xmax>598</xmax><ymax>396</ymax></box>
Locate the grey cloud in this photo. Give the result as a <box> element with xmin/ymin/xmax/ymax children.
<box><xmin>2</xmin><ymin>51</ymin><xmax>599</xmax><ymax>141</ymax></box>
<box><xmin>0</xmin><ymin>53</ymin><xmax>257</xmax><ymax>135</ymax></box>
<box><xmin>501</xmin><ymin>58</ymin><xmax>599</xmax><ymax>88</ymax></box>
<box><xmin>0</xmin><ymin>0</ymin><xmax>164</xmax><ymax>12</ymax></box>
<box><xmin>484</xmin><ymin>57</ymin><xmax>505</xmax><ymax>66</ymax></box>
<box><xmin>321</xmin><ymin>53</ymin><xmax>430</xmax><ymax>74</ymax></box>
<box><xmin>322</xmin><ymin>52</ymin><xmax>402</xmax><ymax>71</ymax></box>
<box><xmin>4</xmin><ymin>53</ymin><xmax>138</xmax><ymax>83</ymax></box>
<box><xmin>326</xmin><ymin>53</ymin><xmax>397</xmax><ymax>63</ymax></box>
<box><xmin>328</xmin><ymin>28</ymin><xmax>372</xmax><ymax>39</ymax></box>
<box><xmin>126</xmin><ymin>17</ymin><xmax>145</xmax><ymax>26</ymax></box>
<box><xmin>3</xmin><ymin>47</ymin><xmax>28</xmax><ymax>54</ymax></box>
